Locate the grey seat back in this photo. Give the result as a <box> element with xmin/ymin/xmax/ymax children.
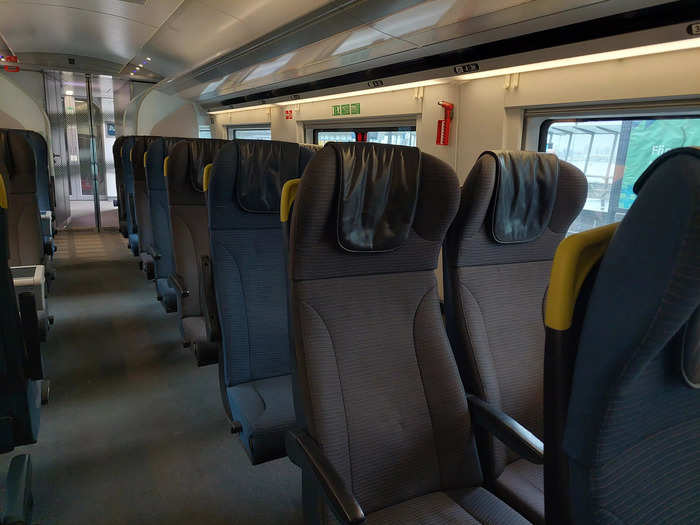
<box><xmin>563</xmin><ymin>147</ymin><xmax>700</xmax><ymax>524</ymax></box>
<box><xmin>443</xmin><ymin>152</ymin><xmax>586</xmax><ymax>477</ymax></box>
<box><xmin>288</xmin><ymin>143</ymin><xmax>481</xmax><ymax>519</ymax></box>
<box><xmin>0</xmin><ymin>131</ymin><xmax>43</xmax><ymax>267</ymax></box>
<box><xmin>166</xmin><ymin>139</ymin><xmax>228</xmax><ymax>330</ymax></box>
<box><xmin>12</xmin><ymin>130</ymin><xmax>51</xmax><ymax>214</ymax></box>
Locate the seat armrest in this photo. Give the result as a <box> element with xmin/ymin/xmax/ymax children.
<box><xmin>286</xmin><ymin>429</ymin><xmax>365</xmax><ymax>525</ymax></box>
<box><xmin>3</xmin><ymin>454</ymin><xmax>33</xmax><ymax>525</ymax></box>
<box><xmin>199</xmin><ymin>255</ymin><xmax>220</xmax><ymax>342</ymax></box>
<box><xmin>168</xmin><ymin>273</ymin><xmax>189</xmax><ymax>298</ymax></box>
<box><xmin>468</xmin><ymin>395</ymin><xmax>544</xmax><ymax>465</ymax></box>
<box><xmin>146</xmin><ymin>245</ymin><xmax>161</xmax><ymax>260</ymax></box>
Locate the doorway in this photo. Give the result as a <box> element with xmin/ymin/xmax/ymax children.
<box><xmin>44</xmin><ymin>71</ymin><xmax>120</xmax><ymax>231</ymax></box>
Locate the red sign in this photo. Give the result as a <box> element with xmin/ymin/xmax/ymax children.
<box><xmin>2</xmin><ymin>55</ymin><xmax>19</xmax><ymax>72</ymax></box>
<box><xmin>284</xmin><ymin>109</ymin><xmax>294</xmax><ymax>120</ymax></box>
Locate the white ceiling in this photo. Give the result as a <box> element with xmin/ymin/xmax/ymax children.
<box><xmin>0</xmin><ymin>0</ymin><xmax>332</xmax><ymax>76</ymax></box>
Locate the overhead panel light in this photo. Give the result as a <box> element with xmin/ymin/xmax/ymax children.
<box><xmin>208</xmin><ymin>104</ymin><xmax>274</xmax><ymax>115</ymax></box>
<box><xmin>65</xmin><ymin>90</ymin><xmax>74</xmax><ymax>96</ymax></box>
<box><xmin>456</xmin><ymin>37</ymin><xmax>700</xmax><ymax>81</ymax></box>
<box><xmin>275</xmin><ymin>78</ymin><xmax>447</xmax><ymax>106</ymax></box>
<box><xmin>146</xmin><ymin>57</ymin><xmax>152</xmax><ymax>61</ymax></box>
<box><xmin>244</xmin><ymin>53</ymin><xmax>295</xmax><ymax>82</ymax></box>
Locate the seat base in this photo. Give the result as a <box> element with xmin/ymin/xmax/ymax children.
<box><xmin>2</xmin><ymin>454</ymin><xmax>33</xmax><ymax>525</ymax></box>
<box><xmin>155</xmin><ymin>279</ymin><xmax>177</xmax><ymax>313</ymax></box>
<box><xmin>493</xmin><ymin>460</ymin><xmax>544</xmax><ymax>525</ymax></box>
<box><xmin>225</xmin><ymin>374</ymin><xmax>295</xmax><ymax>465</ymax></box>
<box><xmin>364</xmin><ymin>487</ymin><xmax>529</xmax><ymax>524</ymax></box>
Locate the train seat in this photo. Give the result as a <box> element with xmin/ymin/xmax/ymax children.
<box><xmin>146</xmin><ymin>137</ymin><xmax>186</xmax><ymax>313</ymax></box>
<box><xmin>284</xmin><ymin>142</ymin><xmax>530</xmax><ymax>525</ymax></box>
<box><xmin>17</xmin><ymin>130</ymin><xmax>55</xmax><ymax>254</ymax></box>
<box><xmin>166</xmin><ymin>138</ymin><xmax>228</xmax><ymax>365</ymax></box>
<box><xmin>207</xmin><ymin>140</ymin><xmax>317</xmax><ymax>464</ymax></box>
<box><xmin>131</xmin><ymin>136</ymin><xmax>160</xmax><ymax>279</ymax></box>
<box><xmin>442</xmin><ymin>151</ymin><xmax>586</xmax><ymax>523</ymax></box>
<box><xmin>0</xmin><ymin>173</ymin><xmax>41</xmax><ymax>525</ymax></box>
<box><xmin>0</xmin><ymin>130</ymin><xmax>55</xmax><ymax>282</ymax></box>
<box><xmin>545</xmin><ymin>147</ymin><xmax>700</xmax><ymax>524</ymax></box>
<box><xmin>120</xmin><ymin>136</ymin><xmax>139</xmax><ymax>255</ymax></box>
<box><xmin>113</xmin><ymin>136</ymin><xmax>129</xmax><ymax>238</ymax></box>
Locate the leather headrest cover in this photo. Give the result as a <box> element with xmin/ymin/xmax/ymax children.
<box><xmin>236</xmin><ymin>140</ymin><xmax>300</xmax><ymax>213</ymax></box>
<box><xmin>333</xmin><ymin>142</ymin><xmax>421</xmax><ymax>252</ymax></box>
<box><xmin>484</xmin><ymin>150</ymin><xmax>559</xmax><ymax>244</ymax></box>
<box><xmin>186</xmin><ymin>139</ymin><xmax>228</xmax><ymax>191</ymax></box>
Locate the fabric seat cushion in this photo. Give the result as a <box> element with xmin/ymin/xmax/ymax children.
<box><xmin>181</xmin><ymin>315</ymin><xmax>207</xmax><ymax>343</ymax></box>
<box><xmin>365</xmin><ymin>488</ymin><xmax>529</xmax><ymax>524</ymax></box>
<box><xmin>493</xmin><ymin>459</ymin><xmax>544</xmax><ymax>524</ymax></box>
<box><xmin>226</xmin><ymin>374</ymin><xmax>295</xmax><ymax>464</ymax></box>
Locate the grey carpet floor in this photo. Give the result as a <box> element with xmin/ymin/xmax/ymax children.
<box><xmin>0</xmin><ymin>230</ymin><xmax>303</xmax><ymax>524</ymax></box>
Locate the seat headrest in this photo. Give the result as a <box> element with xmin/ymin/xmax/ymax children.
<box><xmin>208</xmin><ymin>141</ymin><xmax>318</xmax><ymax>230</ymax></box>
<box><xmin>332</xmin><ymin>142</ymin><xmax>421</xmax><ymax>252</ymax></box>
<box><xmin>236</xmin><ymin>140</ymin><xmax>303</xmax><ymax>213</ymax></box>
<box><xmin>131</xmin><ymin>136</ymin><xmax>160</xmax><ymax>181</ymax></box>
<box><xmin>446</xmin><ymin>151</ymin><xmax>587</xmax><ymax>267</ymax></box>
<box><xmin>145</xmin><ymin>137</ymin><xmax>187</xmax><ymax>190</ymax></box>
<box><xmin>289</xmin><ymin>143</ymin><xmax>459</xmax><ymax>280</ymax></box>
<box><xmin>0</xmin><ymin>130</ymin><xmax>36</xmax><ymax>194</ymax></box>
<box><xmin>633</xmin><ymin>146</ymin><xmax>700</xmax><ymax>194</ymax></box>
<box><xmin>167</xmin><ymin>139</ymin><xmax>228</xmax><ymax>205</ymax></box>
<box><xmin>482</xmin><ymin>150</ymin><xmax>559</xmax><ymax>244</ymax></box>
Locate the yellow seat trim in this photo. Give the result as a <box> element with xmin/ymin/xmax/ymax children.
<box><xmin>130</xmin><ymin>148</ymin><xmax>133</xmax><ymax>162</ymax></box>
<box><xmin>0</xmin><ymin>173</ymin><xmax>7</xmax><ymax>209</ymax></box>
<box><xmin>545</xmin><ymin>223</ymin><xmax>619</xmax><ymax>331</ymax></box>
<box><xmin>163</xmin><ymin>156</ymin><xmax>170</xmax><ymax>177</ymax></box>
<box><xmin>280</xmin><ymin>179</ymin><xmax>301</xmax><ymax>223</ymax></box>
<box><xmin>143</xmin><ymin>151</ymin><xmax>148</xmax><ymax>168</ymax></box>
<box><xmin>202</xmin><ymin>163</ymin><xmax>214</xmax><ymax>191</ymax></box>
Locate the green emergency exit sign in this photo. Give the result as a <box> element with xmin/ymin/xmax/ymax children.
<box><xmin>332</xmin><ymin>103</ymin><xmax>360</xmax><ymax>116</ymax></box>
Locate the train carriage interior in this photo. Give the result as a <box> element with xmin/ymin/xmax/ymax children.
<box><xmin>0</xmin><ymin>1</ymin><xmax>699</xmax><ymax>524</ymax></box>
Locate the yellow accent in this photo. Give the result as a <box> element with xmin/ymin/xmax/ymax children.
<box><xmin>143</xmin><ymin>151</ymin><xmax>148</xmax><ymax>168</ymax></box>
<box><xmin>545</xmin><ymin>223</ymin><xmax>619</xmax><ymax>331</ymax></box>
<box><xmin>130</xmin><ymin>148</ymin><xmax>133</xmax><ymax>162</ymax></box>
<box><xmin>0</xmin><ymin>173</ymin><xmax>7</xmax><ymax>209</ymax></box>
<box><xmin>280</xmin><ymin>179</ymin><xmax>301</xmax><ymax>223</ymax></box>
<box><xmin>202</xmin><ymin>164</ymin><xmax>214</xmax><ymax>191</ymax></box>
<box><xmin>163</xmin><ymin>156</ymin><xmax>170</xmax><ymax>177</ymax></box>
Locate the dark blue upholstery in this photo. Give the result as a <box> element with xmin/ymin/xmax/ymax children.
<box><xmin>0</xmin><ymin>194</ymin><xmax>40</xmax><ymax>454</ymax></box>
<box><xmin>146</xmin><ymin>138</ymin><xmax>183</xmax><ymax>311</ymax></box>
<box><xmin>208</xmin><ymin>140</ymin><xmax>317</xmax><ymax>464</ymax></box>
<box><xmin>120</xmin><ymin>136</ymin><xmax>138</xmax><ymax>254</ymax></box>
<box><xmin>563</xmin><ymin>148</ymin><xmax>700</xmax><ymax>524</ymax></box>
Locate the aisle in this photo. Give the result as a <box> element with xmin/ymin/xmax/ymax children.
<box><xmin>0</xmin><ymin>231</ymin><xmax>302</xmax><ymax>524</ymax></box>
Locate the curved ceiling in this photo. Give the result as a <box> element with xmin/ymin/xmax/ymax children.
<box><xmin>0</xmin><ymin>0</ymin><xmax>333</xmax><ymax>78</ymax></box>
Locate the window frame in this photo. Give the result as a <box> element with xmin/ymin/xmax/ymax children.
<box><xmin>535</xmin><ymin>111</ymin><xmax>700</xmax><ymax>232</ymax></box>
<box><xmin>226</xmin><ymin>124</ymin><xmax>272</xmax><ymax>141</ymax></box>
<box><xmin>312</xmin><ymin>125</ymin><xmax>417</xmax><ymax>146</ymax></box>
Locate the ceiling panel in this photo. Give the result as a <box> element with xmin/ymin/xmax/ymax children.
<box><xmin>136</xmin><ymin>0</ymin><xmax>335</xmax><ymax>77</ymax></box>
<box><xmin>0</xmin><ymin>0</ymin><xmax>182</xmax><ymax>65</ymax></box>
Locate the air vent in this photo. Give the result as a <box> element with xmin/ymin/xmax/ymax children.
<box><xmin>119</xmin><ymin>0</ymin><xmax>147</xmax><ymax>4</ymax></box>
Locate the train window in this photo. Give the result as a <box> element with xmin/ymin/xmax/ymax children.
<box><xmin>314</xmin><ymin>127</ymin><xmax>416</xmax><ymax>147</ymax></box>
<box><xmin>227</xmin><ymin>127</ymin><xmax>271</xmax><ymax>140</ymax></box>
<box><xmin>198</xmin><ymin>125</ymin><xmax>212</xmax><ymax>138</ymax></box>
<box><xmin>540</xmin><ymin>117</ymin><xmax>700</xmax><ymax>234</ymax></box>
